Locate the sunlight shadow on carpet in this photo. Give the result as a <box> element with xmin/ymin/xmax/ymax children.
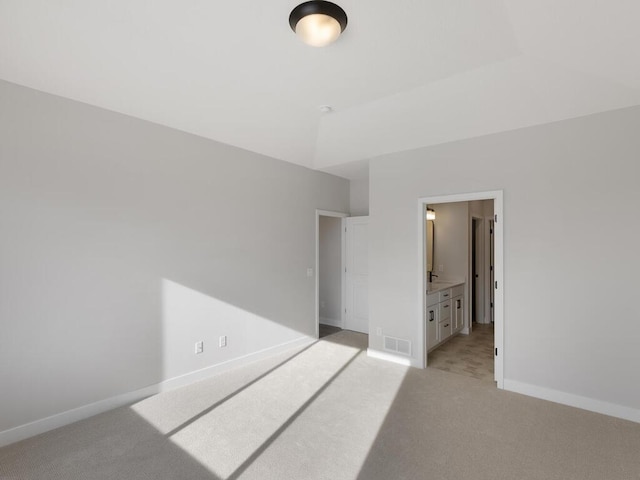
<box><xmin>130</xmin><ymin>332</ymin><xmax>409</xmax><ymax>479</ymax></box>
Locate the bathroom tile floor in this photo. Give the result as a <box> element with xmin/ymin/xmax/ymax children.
<box><xmin>427</xmin><ymin>323</ymin><xmax>495</xmax><ymax>383</ymax></box>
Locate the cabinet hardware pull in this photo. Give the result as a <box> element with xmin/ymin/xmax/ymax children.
<box><xmin>443</xmin><ymin>305</ymin><xmax>449</xmax><ymax>308</ymax></box>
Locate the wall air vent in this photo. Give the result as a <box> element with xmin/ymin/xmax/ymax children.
<box><xmin>383</xmin><ymin>335</ymin><xmax>412</xmax><ymax>356</ymax></box>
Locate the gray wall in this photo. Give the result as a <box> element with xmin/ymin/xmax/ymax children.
<box><xmin>318</xmin><ymin>216</ymin><xmax>342</xmax><ymax>325</ymax></box>
<box><xmin>349</xmin><ymin>178</ymin><xmax>369</xmax><ymax>216</ymax></box>
<box><xmin>369</xmin><ymin>106</ymin><xmax>640</xmax><ymax>413</ymax></box>
<box><xmin>0</xmin><ymin>80</ymin><xmax>349</xmax><ymax>434</ymax></box>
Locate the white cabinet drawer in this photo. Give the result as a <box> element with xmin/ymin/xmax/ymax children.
<box><xmin>439</xmin><ymin>289</ymin><xmax>452</xmax><ymax>302</ymax></box>
<box><xmin>439</xmin><ymin>319</ymin><xmax>452</xmax><ymax>341</ymax></box>
<box><xmin>451</xmin><ymin>284</ymin><xmax>464</xmax><ymax>297</ymax></box>
<box><xmin>439</xmin><ymin>300</ymin><xmax>452</xmax><ymax>320</ymax></box>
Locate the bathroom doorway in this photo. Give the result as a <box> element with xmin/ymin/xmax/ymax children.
<box><xmin>419</xmin><ymin>191</ymin><xmax>504</xmax><ymax>388</ymax></box>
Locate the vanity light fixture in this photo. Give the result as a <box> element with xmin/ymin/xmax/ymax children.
<box><xmin>426</xmin><ymin>208</ymin><xmax>436</xmax><ymax>220</ymax></box>
<box><xmin>289</xmin><ymin>1</ymin><xmax>348</xmax><ymax>47</ymax></box>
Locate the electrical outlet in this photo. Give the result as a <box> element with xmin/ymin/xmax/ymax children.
<box><xmin>219</xmin><ymin>335</ymin><xmax>227</xmax><ymax>348</ymax></box>
<box><xmin>438</xmin><ymin>264</ymin><xmax>444</xmax><ymax>272</ymax></box>
<box><xmin>320</xmin><ymin>300</ymin><xmax>326</xmax><ymax>308</ymax></box>
<box><xmin>195</xmin><ymin>341</ymin><xmax>204</xmax><ymax>354</ymax></box>
<box><xmin>306</xmin><ymin>267</ymin><xmax>313</xmax><ymax>277</ymax></box>
<box><xmin>376</xmin><ymin>327</ymin><xmax>382</xmax><ymax>336</ymax></box>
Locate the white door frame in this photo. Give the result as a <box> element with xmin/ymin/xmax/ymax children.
<box><xmin>488</xmin><ymin>219</ymin><xmax>495</xmax><ymax>324</ymax></box>
<box><xmin>315</xmin><ymin>209</ymin><xmax>349</xmax><ymax>339</ymax></box>
<box><xmin>419</xmin><ymin>191</ymin><xmax>504</xmax><ymax>389</ymax></box>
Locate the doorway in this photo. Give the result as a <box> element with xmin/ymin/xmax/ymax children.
<box><xmin>419</xmin><ymin>191</ymin><xmax>504</xmax><ymax>388</ymax></box>
<box><xmin>316</xmin><ymin>210</ymin><xmax>348</xmax><ymax>338</ymax></box>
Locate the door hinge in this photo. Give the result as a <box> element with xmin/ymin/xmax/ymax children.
<box><xmin>490</xmin><ymin>228</ymin><xmax>493</xmax><ymax>234</ymax></box>
<box><xmin>494</xmin><ymin>214</ymin><xmax>498</xmax><ymax>223</ymax></box>
<box><xmin>495</xmin><ymin>348</ymin><xmax>498</xmax><ymax>356</ymax></box>
<box><xmin>490</xmin><ymin>265</ymin><xmax>493</xmax><ymax>271</ymax></box>
<box><xmin>490</xmin><ymin>302</ymin><xmax>494</xmax><ymax>308</ymax></box>
<box><xmin>495</xmin><ymin>281</ymin><xmax>498</xmax><ymax>289</ymax></box>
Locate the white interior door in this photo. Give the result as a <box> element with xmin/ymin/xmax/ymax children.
<box><xmin>344</xmin><ymin>216</ymin><xmax>369</xmax><ymax>334</ymax></box>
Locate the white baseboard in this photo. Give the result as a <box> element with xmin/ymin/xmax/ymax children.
<box><xmin>503</xmin><ymin>379</ymin><xmax>640</xmax><ymax>424</ymax></box>
<box><xmin>319</xmin><ymin>316</ymin><xmax>342</xmax><ymax>328</ymax></box>
<box><xmin>367</xmin><ymin>348</ymin><xmax>414</xmax><ymax>367</ymax></box>
<box><xmin>0</xmin><ymin>335</ymin><xmax>315</xmax><ymax>448</ymax></box>
<box><xmin>0</xmin><ymin>383</ymin><xmax>160</xmax><ymax>449</ymax></box>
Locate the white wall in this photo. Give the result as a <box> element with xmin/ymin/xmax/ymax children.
<box><xmin>319</xmin><ymin>216</ymin><xmax>342</xmax><ymax>325</ymax></box>
<box><xmin>0</xmin><ymin>80</ymin><xmax>349</xmax><ymax>438</ymax></box>
<box><xmin>369</xmin><ymin>106</ymin><xmax>640</xmax><ymax>418</ymax></box>
<box><xmin>349</xmin><ymin>177</ymin><xmax>369</xmax><ymax>216</ymax></box>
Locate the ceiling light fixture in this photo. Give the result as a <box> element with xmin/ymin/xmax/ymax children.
<box><xmin>289</xmin><ymin>1</ymin><xmax>348</xmax><ymax>47</ymax></box>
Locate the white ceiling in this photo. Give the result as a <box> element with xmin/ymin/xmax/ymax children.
<box><xmin>1</xmin><ymin>1</ymin><xmax>639</xmax><ymax>179</ymax></box>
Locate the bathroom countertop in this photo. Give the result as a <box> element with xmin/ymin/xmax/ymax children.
<box><xmin>426</xmin><ymin>281</ymin><xmax>464</xmax><ymax>294</ymax></box>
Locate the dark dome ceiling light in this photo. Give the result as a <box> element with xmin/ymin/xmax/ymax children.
<box><xmin>289</xmin><ymin>1</ymin><xmax>348</xmax><ymax>47</ymax></box>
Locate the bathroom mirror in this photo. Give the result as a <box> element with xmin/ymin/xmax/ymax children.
<box><xmin>426</xmin><ymin>219</ymin><xmax>434</xmax><ymax>273</ymax></box>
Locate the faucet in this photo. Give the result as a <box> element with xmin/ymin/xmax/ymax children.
<box><xmin>428</xmin><ymin>271</ymin><xmax>438</xmax><ymax>283</ymax></box>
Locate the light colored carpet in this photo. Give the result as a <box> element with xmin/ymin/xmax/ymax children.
<box><xmin>2</xmin><ymin>330</ymin><xmax>640</xmax><ymax>480</ymax></box>
<box><xmin>427</xmin><ymin>323</ymin><xmax>495</xmax><ymax>382</ymax></box>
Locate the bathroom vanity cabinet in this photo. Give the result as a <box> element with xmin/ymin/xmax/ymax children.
<box><xmin>426</xmin><ymin>283</ymin><xmax>464</xmax><ymax>352</ymax></box>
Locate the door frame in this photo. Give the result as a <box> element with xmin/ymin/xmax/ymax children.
<box><xmin>488</xmin><ymin>219</ymin><xmax>495</xmax><ymax>324</ymax></box>
<box><xmin>418</xmin><ymin>191</ymin><xmax>504</xmax><ymax>389</ymax></box>
<box><xmin>315</xmin><ymin>209</ymin><xmax>349</xmax><ymax>339</ymax></box>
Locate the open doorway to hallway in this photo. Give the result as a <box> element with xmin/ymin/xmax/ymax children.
<box><xmin>419</xmin><ymin>191</ymin><xmax>504</xmax><ymax>387</ymax></box>
<box><xmin>316</xmin><ymin>211</ymin><xmax>348</xmax><ymax>338</ymax></box>
<box><xmin>316</xmin><ymin>211</ymin><xmax>370</xmax><ymax>339</ymax></box>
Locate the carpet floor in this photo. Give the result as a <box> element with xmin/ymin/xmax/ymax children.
<box><xmin>2</xmin><ymin>330</ymin><xmax>639</xmax><ymax>480</ymax></box>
